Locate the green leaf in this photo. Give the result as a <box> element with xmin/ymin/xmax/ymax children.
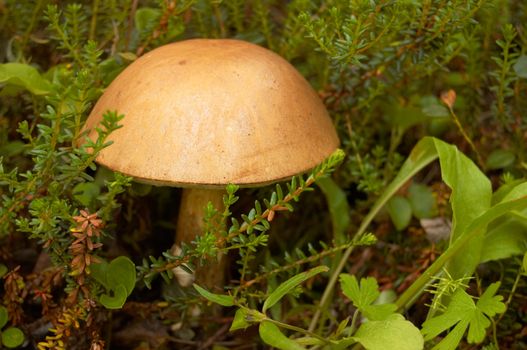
<box><xmin>513</xmin><ymin>55</ymin><xmax>527</xmax><ymax>78</ymax></box>
<box><xmin>259</xmin><ymin>321</ymin><xmax>305</xmax><ymax>350</ymax></box>
<box><xmin>354</xmin><ymin>314</ymin><xmax>423</xmax><ymax>350</ymax></box>
<box><xmin>99</xmin><ymin>284</ymin><xmax>128</xmax><ymax>310</ymax></box>
<box><xmin>421</xmin><ymin>283</ymin><xmax>505</xmax><ymax>349</ymax></box>
<box><xmin>134</xmin><ymin>8</ymin><xmax>161</xmax><ymax>36</ymax></box>
<box><xmin>386</xmin><ymin>195</ymin><xmax>412</xmax><ymax>230</ymax></box>
<box><xmin>523</xmin><ymin>252</ymin><xmax>527</xmax><ymax>273</ymax></box>
<box><xmin>1</xmin><ymin>327</ymin><xmax>24</xmax><ymax>348</ymax></box>
<box><xmin>340</xmin><ymin>275</ymin><xmax>379</xmax><ymax>309</ymax></box>
<box><xmin>434</xmin><ymin>139</ymin><xmax>492</xmax><ymax>280</ymax></box>
<box><xmin>0</xmin><ymin>265</ymin><xmax>7</xmax><ymax>278</ymax></box>
<box><xmin>262</xmin><ymin>266</ymin><xmax>328</xmax><ymax>313</ymax></box>
<box><xmin>421</xmin><ymin>95</ymin><xmax>449</xmax><ymax>118</ymax></box>
<box><xmin>486</xmin><ymin>149</ymin><xmax>516</xmax><ymax>170</ymax></box>
<box><xmin>230</xmin><ymin>308</ymin><xmax>251</xmax><ymax>331</ymax></box>
<box><xmin>397</xmin><ymin>190</ymin><xmax>527</xmax><ymax>310</ymax></box>
<box><xmin>317</xmin><ymin>177</ymin><xmax>350</xmax><ymax>244</ymax></box>
<box><xmin>73</xmin><ymin>182</ymin><xmax>100</xmax><ymax>207</ymax></box>
<box><xmin>408</xmin><ymin>183</ymin><xmax>438</xmax><ymax>219</ymax></box>
<box><xmin>340</xmin><ymin>274</ymin><xmax>397</xmax><ymax>321</ymax></box>
<box><xmin>0</xmin><ymin>306</ymin><xmax>8</xmax><ymax>329</ymax></box>
<box><xmin>106</xmin><ymin>256</ymin><xmax>136</xmax><ymax>296</ymax></box>
<box><xmin>480</xmin><ymin>217</ymin><xmax>527</xmax><ymax>262</ymax></box>
<box><xmin>90</xmin><ymin>260</ymin><xmax>110</xmax><ymax>289</ymax></box>
<box><xmin>193</xmin><ymin>284</ymin><xmax>234</xmax><ymax>307</ymax></box>
<box><xmin>0</xmin><ymin>63</ymin><xmax>52</xmax><ymax>95</ymax></box>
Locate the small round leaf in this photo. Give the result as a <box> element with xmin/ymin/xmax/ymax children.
<box><xmin>2</xmin><ymin>327</ymin><xmax>24</xmax><ymax>348</ymax></box>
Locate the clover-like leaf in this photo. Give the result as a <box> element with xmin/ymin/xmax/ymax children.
<box><xmin>340</xmin><ymin>274</ymin><xmax>397</xmax><ymax>321</ymax></box>
<box><xmin>421</xmin><ymin>282</ymin><xmax>505</xmax><ymax>350</ymax></box>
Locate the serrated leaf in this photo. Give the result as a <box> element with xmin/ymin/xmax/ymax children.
<box><xmin>259</xmin><ymin>321</ymin><xmax>305</xmax><ymax>350</ymax></box>
<box><xmin>340</xmin><ymin>275</ymin><xmax>396</xmax><ymax>321</ymax></box>
<box><xmin>230</xmin><ymin>308</ymin><xmax>251</xmax><ymax>331</ymax></box>
<box><xmin>354</xmin><ymin>314</ymin><xmax>423</xmax><ymax>350</ymax></box>
<box><xmin>193</xmin><ymin>284</ymin><xmax>234</xmax><ymax>307</ymax></box>
<box><xmin>340</xmin><ymin>275</ymin><xmax>379</xmax><ymax>308</ymax></box>
<box><xmin>262</xmin><ymin>266</ymin><xmax>328</xmax><ymax>312</ymax></box>
<box><xmin>421</xmin><ymin>283</ymin><xmax>505</xmax><ymax>349</ymax></box>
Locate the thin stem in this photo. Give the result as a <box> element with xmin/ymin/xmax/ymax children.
<box><xmin>89</xmin><ymin>0</ymin><xmax>100</xmax><ymax>41</ymax></box>
<box><xmin>446</xmin><ymin>105</ymin><xmax>484</xmax><ymax>168</ymax></box>
<box><xmin>264</xmin><ymin>318</ymin><xmax>334</xmax><ymax>345</ymax></box>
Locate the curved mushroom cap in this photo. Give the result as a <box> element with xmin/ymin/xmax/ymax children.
<box><xmin>84</xmin><ymin>39</ymin><xmax>339</xmax><ymax>187</ymax></box>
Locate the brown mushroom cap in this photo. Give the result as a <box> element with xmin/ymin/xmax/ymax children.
<box><xmin>84</xmin><ymin>39</ymin><xmax>339</xmax><ymax>187</ymax></box>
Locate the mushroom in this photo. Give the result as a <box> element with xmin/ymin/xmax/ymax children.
<box><xmin>82</xmin><ymin>39</ymin><xmax>339</xmax><ymax>289</ymax></box>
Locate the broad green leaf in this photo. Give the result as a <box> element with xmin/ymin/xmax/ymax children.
<box><xmin>193</xmin><ymin>284</ymin><xmax>234</xmax><ymax>307</ymax></box>
<box><xmin>513</xmin><ymin>55</ymin><xmax>527</xmax><ymax>78</ymax></box>
<box><xmin>480</xmin><ymin>217</ymin><xmax>527</xmax><ymax>262</ymax></box>
<box><xmin>317</xmin><ymin>177</ymin><xmax>350</xmax><ymax>244</ymax></box>
<box><xmin>397</xmin><ymin>194</ymin><xmax>527</xmax><ymax>310</ymax></box>
<box><xmin>354</xmin><ymin>314</ymin><xmax>423</xmax><ymax>350</ymax></box>
<box><xmin>1</xmin><ymin>327</ymin><xmax>24</xmax><ymax>348</ymax></box>
<box><xmin>100</xmin><ymin>284</ymin><xmax>128</xmax><ymax>309</ymax></box>
<box><xmin>0</xmin><ymin>306</ymin><xmax>7</xmax><ymax>329</ymax></box>
<box><xmin>259</xmin><ymin>321</ymin><xmax>305</xmax><ymax>350</ymax></box>
<box><xmin>482</xmin><ymin>182</ymin><xmax>527</xmax><ymax>262</ymax></box>
<box><xmin>386</xmin><ymin>195</ymin><xmax>412</xmax><ymax>230</ymax></box>
<box><xmin>408</xmin><ymin>183</ymin><xmax>438</xmax><ymax>219</ymax></box>
<box><xmin>491</xmin><ymin>179</ymin><xmax>525</xmax><ymax>205</ymax></box>
<box><xmin>486</xmin><ymin>149</ymin><xmax>516</xmax><ymax>170</ymax></box>
<box><xmin>421</xmin><ymin>283</ymin><xmax>505</xmax><ymax>349</ymax></box>
<box><xmin>90</xmin><ymin>260</ymin><xmax>110</xmax><ymax>289</ymax></box>
<box><xmin>0</xmin><ymin>63</ymin><xmax>52</xmax><ymax>95</ymax></box>
<box><xmin>434</xmin><ymin>139</ymin><xmax>492</xmax><ymax>280</ymax></box>
<box><xmin>106</xmin><ymin>256</ymin><xmax>136</xmax><ymax>296</ymax></box>
<box><xmin>262</xmin><ymin>266</ymin><xmax>328</xmax><ymax>313</ymax></box>
<box><xmin>230</xmin><ymin>308</ymin><xmax>251</xmax><ymax>331</ymax></box>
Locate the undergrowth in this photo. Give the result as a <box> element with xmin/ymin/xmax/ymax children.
<box><xmin>0</xmin><ymin>1</ymin><xmax>526</xmax><ymax>349</ymax></box>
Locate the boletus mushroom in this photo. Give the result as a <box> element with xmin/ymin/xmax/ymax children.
<box><xmin>82</xmin><ymin>39</ymin><xmax>339</xmax><ymax>289</ymax></box>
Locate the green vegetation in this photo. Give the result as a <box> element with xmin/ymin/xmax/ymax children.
<box><xmin>0</xmin><ymin>0</ymin><xmax>526</xmax><ymax>349</ymax></box>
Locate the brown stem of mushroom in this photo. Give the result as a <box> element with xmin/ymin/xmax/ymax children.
<box><xmin>175</xmin><ymin>188</ymin><xmax>226</xmax><ymax>290</ymax></box>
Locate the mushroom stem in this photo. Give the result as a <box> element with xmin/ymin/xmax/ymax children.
<box><xmin>176</xmin><ymin>188</ymin><xmax>226</xmax><ymax>289</ymax></box>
